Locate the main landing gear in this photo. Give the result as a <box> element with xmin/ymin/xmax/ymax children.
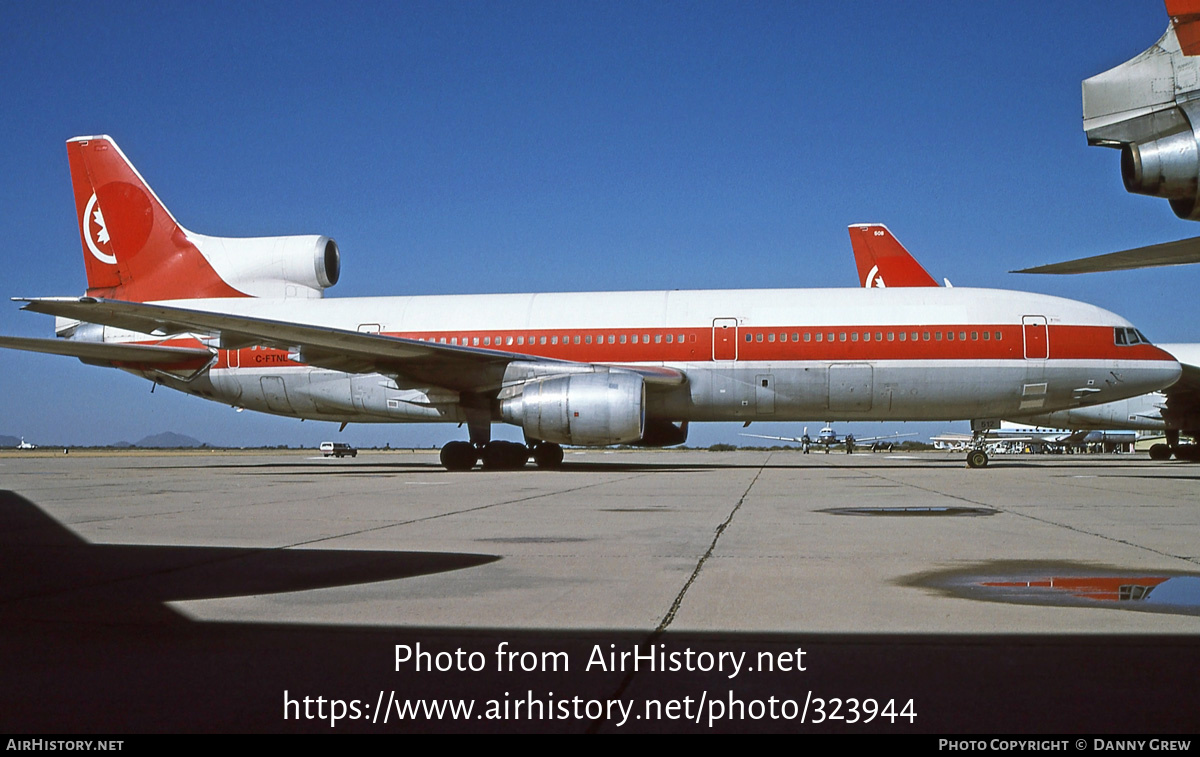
<box><xmin>439</xmin><ymin>440</ymin><xmax>564</xmax><ymax>471</ymax></box>
<box><xmin>1148</xmin><ymin>430</ymin><xmax>1200</xmax><ymax>462</ymax></box>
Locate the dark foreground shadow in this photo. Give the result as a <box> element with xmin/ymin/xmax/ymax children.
<box><xmin>1</xmin><ymin>491</ymin><xmax>1197</xmax><ymax>734</ymax></box>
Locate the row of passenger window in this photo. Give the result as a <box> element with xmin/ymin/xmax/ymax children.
<box><xmin>745</xmin><ymin>330</ymin><xmax>1004</xmax><ymax>343</ymax></box>
<box><xmin>417</xmin><ymin>333</ymin><xmax>695</xmax><ymax>347</ymax></box>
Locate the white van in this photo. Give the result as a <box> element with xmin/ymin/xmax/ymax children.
<box><xmin>320</xmin><ymin>441</ymin><xmax>358</xmax><ymax>458</ymax></box>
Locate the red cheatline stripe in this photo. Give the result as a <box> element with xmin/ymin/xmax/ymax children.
<box><xmin>187</xmin><ymin>323</ymin><xmax>1171</xmax><ymax>370</ymax></box>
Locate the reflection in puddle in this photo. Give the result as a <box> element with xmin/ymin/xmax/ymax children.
<box><xmin>983</xmin><ymin>576</ymin><xmax>1169</xmax><ymax>602</ymax></box>
<box><xmin>912</xmin><ymin>564</ymin><xmax>1200</xmax><ymax>616</ymax></box>
<box><xmin>822</xmin><ymin>506</ymin><xmax>997</xmax><ymax>517</ymax></box>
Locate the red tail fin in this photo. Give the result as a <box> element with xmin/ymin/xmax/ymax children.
<box><xmin>67</xmin><ymin>135</ymin><xmax>246</xmax><ymax>301</ymax></box>
<box><xmin>847</xmin><ymin>224</ymin><xmax>939</xmax><ymax>288</ymax></box>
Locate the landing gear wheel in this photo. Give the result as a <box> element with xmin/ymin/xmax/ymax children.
<box><xmin>1177</xmin><ymin>444</ymin><xmax>1200</xmax><ymax>462</ymax></box>
<box><xmin>482</xmin><ymin>441</ymin><xmax>529</xmax><ymax>470</ymax></box>
<box><xmin>532</xmin><ymin>442</ymin><xmax>564</xmax><ymax>469</ymax></box>
<box><xmin>1149</xmin><ymin>443</ymin><xmax>1173</xmax><ymax>461</ymax></box>
<box><xmin>966</xmin><ymin>449</ymin><xmax>989</xmax><ymax>469</ymax></box>
<box><xmin>440</xmin><ymin>441</ymin><xmax>478</xmax><ymax>471</ymax></box>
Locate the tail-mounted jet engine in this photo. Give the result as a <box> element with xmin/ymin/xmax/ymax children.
<box><xmin>1089</xmin><ymin>15</ymin><xmax>1200</xmax><ymax>219</ymax></box>
<box><xmin>1084</xmin><ymin>21</ymin><xmax>1200</xmax><ymax>220</ymax></box>
<box><xmin>190</xmin><ymin>233</ymin><xmax>340</xmax><ymax>297</ymax></box>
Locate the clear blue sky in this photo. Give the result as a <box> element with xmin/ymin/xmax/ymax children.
<box><xmin>0</xmin><ymin>1</ymin><xmax>1191</xmax><ymax>448</ymax></box>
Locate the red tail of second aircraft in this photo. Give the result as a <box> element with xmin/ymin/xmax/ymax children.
<box><xmin>848</xmin><ymin>224</ymin><xmax>939</xmax><ymax>288</ymax></box>
<box><xmin>67</xmin><ymin>135</ymin><xmax>247</xmax><ymax>302</ymax></box>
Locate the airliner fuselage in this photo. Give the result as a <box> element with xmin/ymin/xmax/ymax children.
<box><xmin>102</xmin><ymin>285</ymin><xmax>1176</xmax><ymax>429</ymax></box>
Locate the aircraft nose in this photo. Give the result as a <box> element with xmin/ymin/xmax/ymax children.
<box><xmin>1144</xmin><ymin>346</ymin><xmax>1183</xmax><ymax>391</ymax></box>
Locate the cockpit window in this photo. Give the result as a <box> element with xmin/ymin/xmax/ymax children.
<box><xmin>1114</xmin><ymin>327</ymin><xmax>1150</xmax><ymax>346</ymax></box>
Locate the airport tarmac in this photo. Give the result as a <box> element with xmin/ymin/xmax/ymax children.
<box><xmin>1</xmin><ymin>449</ymin><xmax>1198</xmax><ymax>733</ymax></box>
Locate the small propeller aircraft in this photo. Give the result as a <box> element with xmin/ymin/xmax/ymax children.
<box><xmin>741</xmin><ymin>424</ymin><xmax>915</xmax><ymax>453</ymax></box>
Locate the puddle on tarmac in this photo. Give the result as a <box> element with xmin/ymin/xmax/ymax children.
<box><xmin>822</xmin><ymin>506</ymin><xmax>998</xmax><ymax>517</ymax></box>
<box><xmin>909</xmin><ymin>562</ymin><xmax>1200</xmax><ymax>617</ymax></box>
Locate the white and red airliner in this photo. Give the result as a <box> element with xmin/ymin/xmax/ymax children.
<box><xmin>0</xmin><ymin>136</ymin><xmax>1182</xmax><ymax>469</ymax></box>
<box><xmin>850</xmin><ymin>223</ymin><xmax>1200</xmax><ymax>461</ymax></box>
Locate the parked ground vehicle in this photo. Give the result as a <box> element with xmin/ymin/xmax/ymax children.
<box><xmin>320</xmin><ymin>442</ymin><xmax>357</xmax><ymax>458</ymax></box>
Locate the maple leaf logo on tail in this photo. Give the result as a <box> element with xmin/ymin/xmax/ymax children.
<box><xmin>93</xmin><ymin>206</ymin><xmax>109</xmax><ymax>245</ymax></box>
<box><xmin>82</xmin><ymin>193</ymin><xmax>117</xmax><ymax>265</ymax></box>
<box><xmin>865</xmin><ymin>265</ymin><xmax>886</xmax><ymax>288</ymax></box>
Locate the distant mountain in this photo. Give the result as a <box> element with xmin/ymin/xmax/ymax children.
<box><xmin>0</xmin><ymin>435</ymin><xmax>20</xmax><ymax>448</ymax></box>
<box><xmin>133</xmin><ymin>432</ymin><xmax>205</xmax><ymax>448</ymax></box>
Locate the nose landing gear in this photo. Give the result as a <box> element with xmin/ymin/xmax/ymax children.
<box><xmin>966</xmin><ymin>449</ymin><xmax>989</xmax><ymax>468</ymax></box>
<box><xmin>966</xmin><ymin>422</ymin><xmax>990</xmax><ymax>468</ymax></box>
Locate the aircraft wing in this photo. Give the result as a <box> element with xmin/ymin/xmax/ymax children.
<box><xmin>851</xmin><ymin>432</ymin><xmax>919</xmax><ymax>444</ymax></box>
<box><xmin>0</xmin><ymin>335</ymin><xmax>212</xmax><ymax>366</ymax></box>
<box><xmin>1057</xmin><ymin>430</ymin><xmax>1098</xmax><ymax>445</ymax></box>
<box><xmin>14</xmin><ymin>297</ymin><xmax>686</xmax><ymax>393</ymax></box>
<box><xmin>931</xmin><ymin>433</ymin><xmax>972</xmax><ymax>443</ymax></box>
<box><xmin>932</xmin><ymin>431</ymin><xmax>1046</xmax><ymax>444</ymax></box>
<box><xmin>1013</xmin><ymin>236</ymin><xmax>1200</xmax><ymax>275</ymax></box>
<box><xmin>739</xmin><ymin>433</ymin><xmax>803</xmax><ymax>444</ymax></box>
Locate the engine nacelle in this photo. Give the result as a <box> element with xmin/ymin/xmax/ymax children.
<box><xmin>1122</xmin><ymin>130</ymin><xmax>1199</xmax><ymax>200</ymax></box>
<box><xmin>190</xmin><ymin>232</ymin><xmax>341</xmax><ymax>298</ymax></box>
<box><xmin>500</xmin><ymin>372</ymin><xmax>645</xmax><ymax>446</ymax></box>
<box><xmin>1121</xmin><ymin>127</ymin><xmax>1200</xmax><ymax>220</ymax></box>
<box><xmin>1084</xmin><ymin>23</ymin><xmax>1200</xmax><ymax>220</ymax></box>
<box><xmin>632</xmin><ymin>419</ymin><xmax>689</xmax><ymax>447</ymax></box>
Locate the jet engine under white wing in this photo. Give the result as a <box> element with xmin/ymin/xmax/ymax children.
<box><xmin>501</xmin><ymin>372</ymin><xmax>646</xmax><ymax>446</ymax></box>
<box><xmin>187</xmin><ymin>233</ymin><xmax>340</xmax><ymax>298</ymax></box>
